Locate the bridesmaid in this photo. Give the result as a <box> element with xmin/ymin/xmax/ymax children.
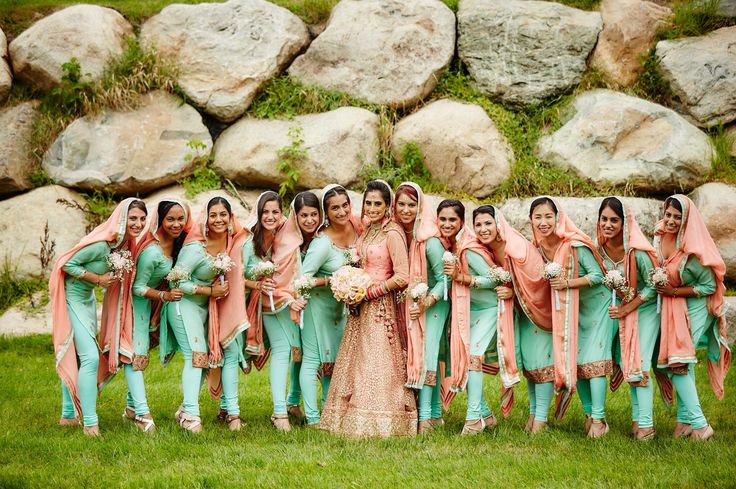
<box><xmin>243</xmin><ymin>191</ymin><xmax>301</xmax><ymax>432</ymax></box>
<box><xmin>51</xmin><ymin>198</ymin><xmax>147</xmax><ymax>436</ymax></box>
<box><xmin>596</xmin><ymin>197</ymin><xmax>660</xmax><ymax>440</ymax></box>
<box><xmin>298</xmin><ymin>185</ymin><xmax>360</xmax><ymax>426</ymax></box>
<box><xmin>654</xmin><ymin>195</ymin><xmax>729</xmax><ymax>440</ymax></box>
<box><xmin>443</xmin><ymin>201</ymin><xmax>502</xmax><ymax>434</ymax></box>
<box><xmin>396</xmin><ymin>182</ymin><xmax>450</xmax><ymax>434</ymax></box>
<box><xmin>164</xmin><ymin>196</ymin><xmax>244</xmax><ymax>433</ymax></box>
<box><xmin>123</xmin><ymin>198</ymin><xmax>191</xmax><ymax>433</ymax></box>
<box><xmin>320</xmin><ymin>180</ymin><xmax>416</xmax><ymax>437</ymax></box>
<box><xmin>530</xmin><ymin>197</ymin><xmax>612</xmax><ymax>438</ymax></box>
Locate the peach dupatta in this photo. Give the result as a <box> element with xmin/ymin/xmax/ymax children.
<box><xmin>532</xmin><ymin>197</ymin><xmax>605</xmax><ymax>421</ymax></box>
<box><xmin>655</xmin><ymin>195</ymin><xmax>730</xmax><ymax>400</ymax></box>
<box><xmin>184</xmin><ymin>197</ymin><xmax>249</xmax><ymax>398</ymax></box>
<box><xmin>51</xmin><ymin>198</ymin><xmax>137</xmax><ymax>415</ymax></box>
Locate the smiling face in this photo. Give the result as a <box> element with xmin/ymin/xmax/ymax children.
<box><xmin>260</xmin><ymin>199</ymin><xmax>282</xmax><ymax>232</ymax></box>
<box><xmin>296</xmin><ymin>205</ymin><xmax>320</xmax><ymax>236</ymax></box>
<box><xmin>207</xmin><ymin>203</ymin><xmax>231</xmax><ymax>235</ymax></box>
<box><xmin>473</xmin><ymin>212</ymin><xmax>498</xmax><ymax>245</ymax></box>
<box><xmin>663</xmin><ymin>204</ymin><xmax>683</xmax><ymax>235</ymax></box>
<box><xmin>325</xmin><ymin>193</ymin><xmax>351</xmax><ymax>227</ymax></box>
<box><xmin>531</xmin><ymin>202</ymin><xmax>557</xmax><ymax>239</ymax></box>
<box><xmin>161</xmin><ymin>204</ymin><xmax>186</xmax><ymax>239</ymax></box>
<box><xmin>599</xmin><ymin>205</ymin><xmax>623</xmax><ymax>240</ymax></box>
<box><xmin>438</xmin><ymin>207</ymin><xmax>463</xmax><ymax>239</ymax></box>
<box><xmin>363</xmin><ymin>190</ymin><xmax>387</xmax><ymax>225</ymax></box>
<box><xmin>126</xmin><ymin>207</ymin><xmax>147</xmax><ymax>239</ymax></box>
<box><xmin>395</xmin><ymin>192</ymin><xmax>418</xmax><ymax>227</ymax></box>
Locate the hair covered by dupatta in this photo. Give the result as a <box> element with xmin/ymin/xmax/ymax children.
<box><xmin>50</xmin><ymin>198</ymin><xmax>138</xmax><ymax>415</ymax></box>
<box><xmin>183</xmin><ymin>196</ymin><xmax>249</xmax><ymax>398</ymax></box>
<box><xmin>655</xmin><ymin>195</ymin><xmax>730</xmax><ymax>400</ymax></box>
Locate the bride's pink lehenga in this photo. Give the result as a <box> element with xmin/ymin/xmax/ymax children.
<box><xmin>319</xmin><ymin>221</ymin><xmax>418</xmax><ymax>437</ymax></box>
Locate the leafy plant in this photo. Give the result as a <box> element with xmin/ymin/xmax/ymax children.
<box><xmin>180</xmin><ymin>139</ymin><xmax>220</xmax><ymax>198</ymax></box>
<box><xmin>659</xmin><ymin>0</ymin><xmax>735</xmax><ymax>40</ymax></box>
<box><xmin>44</xmin><ymin>57</ymin><xmax>94</xmax><ymax>117</ymax></box>
<box><xmin>276</xmin><ymin>126</ymin><xmax>306</xmax><ymax>199</ymax></box>
<box><xmin>632</xmin><ymin>48</ymin><xmax>674</xmax><ymax>106</ymax></box>
<box><xmin>56</xmin><ymin>191</ymin><xmax>118</xmax><ymax>233</ymax></box>
<box><xmin>710</xmin><ymin>125</ymin><xmax>736</xmax><ymax>182</ymax></box>
<box><xmin>0</xmin><ymin>259</ymin><xmax>46</xmax><ymax>315</ymax></box>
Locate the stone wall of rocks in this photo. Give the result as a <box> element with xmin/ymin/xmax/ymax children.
<box><xmin>0</xmin><ymin>0</ymin><xmax>735</xmax><ymax>289</ymax></box>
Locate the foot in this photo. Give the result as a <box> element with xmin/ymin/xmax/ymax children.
<box><xmin>134</xmin><ymin>414</ymin><xmax>156</xmax><ymax>433</ymax></box>
<box><xmin>524</xmin><ymin>414</ymin><xmax>535</xmax><ymax>433</ymax></box>
<box><xmin>271</xmin><ymin>414</ymin><xmax>291</xmax><ymax>432</ymax></box>
<box><xmin>461</xmin><ymin>418</ymin><xmax>486</xmax><ymax>436</ymax></box>
<box><xmin>483</xmin><ymin>413</ymin><xmax>497</xmax><ymax>431</ymax></box>
<box><xmin>583</xmin><ymin>414</ymin><xmax>592</xmax><ymax>434</ymax></box>
<box><xmin>82</xmin><ymin>425</ymin><xmax>100</xmax><ymax>437</ymax></box>
<box><xmin>530</xmin><ymin>420</ymin><xmax>547</xmax><ymax>434</ymax></box>
<box><xmin>287</xmin><ymin>404</ymin><xmax>305</xmax><ymax>424</ymax></box>
<box><xmin>429</xmin><ymin>417</ymin><xmax>445</xmax><ymax>429</ymax></box>
<box><xmin>175</xmin><ymin>410</ymin><xmax>202</xmax><ymax>434</ymax></box>
<box><xmin>216</xmin><ymin>408</ymin><xmax>228</xmax><ymax>423</ymax></box>
<box><xmin>673</xmin><ymin>422</ymin><xmax>693</xmax><ymax>438</ymax></box>
<box><xmin>587</xmin><ymin>418</ymin><xmax>609</xmax><ymax>439</ymax></box>
<box><xmin>630</xmin><ymin>421</ymin><xmax>639</xmax><ymax>438</ymax></box>
<box><xmin>59</xmin><ymin>417</ymin><xmax>80</xmax><ymax>427</ymax></box>
<box><xmin>690</xmin><ymin>425</ymin><xmax>714</xmax><ymax>441</ymax></box>
<box><xmin>418</xmin><ymin>420</ymin><xmax>433</xmax><ymax>434</ymax></box>
<box><xmin>635</xmin><ymin>426</ymin><xmax>656</xmax><ymax>441</ymax></box>
<box><xmin>226</xmin><ymin>415</ymin><xmax>242</xmax><ymax>432</ymax></box>
<box><xmin>122</xmin><ymin>406</ymin><xmax>135</xmax><ymax>421</ymax></box>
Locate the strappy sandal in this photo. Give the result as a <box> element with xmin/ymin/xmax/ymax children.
<box><xmin>59</xmin><ymin>417</ymin><xmax>80</xmax><ymax>427</ymax></box>
<box><xmin>82</xmin><ymin>425</ymin><xmax>100</xmax><ymax>437</ymax></box>
<box><xmin>418</xmin><ymin>420</ymin><xmax>433</xmax><ymax>434</ymax></box>
<box><xmin>674</xmin><ymin>422</ymin><xmax>693</xmax><ymax>438</ymax></box>
<box><xmin>226</xmin><ymin>415</ymin><xmax>242</xmax><ymax>432</ymax></box>
<box><xmin>587</xmin><ymin>418</ymin><xmax>609</xmax><ymax>439</ymax></box>
<box><xmin>175</xmin><ymin>409</ymin><xmax>202</xmax><ymax>434</ymax></box>
<box><xmin>122</xmin><ymin>406</ymin><xmax>135</xmax><ymax>421</ymax></box>
<box><xmin>483</xmin><ymin>413</ymin><xmax>497</xmax><ymax>431</ymax></box>
<box><xmin>461</xmin><ymin>417</ymin><xmax>486</xmax><ymax>435</ymax></box>
<box><xmin>530</xmin><ymin>420</ymin><xmax>548</xmax><ymax>433</ymax></box>
<box><xmin>690</xmin><ymin>425</ymin><xmax>714</xmax><ymax>441</ymax></box>
<box><xmin>133</xmin><ymin>415</ymin><xmax>156</xmax><ymax>433</ymax></box>
<box><xmin>271</xmin><ymin>413</ymin><xmax>291</xmax><ymax>432</ymax></box>
<box><xmin>287</xmin><ymin>404</ymin><xmax>305</xmax><ymax>424</ymax></box>
<box><xmin>635</xmin><ymin>426</ymin><xmax>656</xmax><ymax>441</ymax></box>
<box><xmin>429</xmin><ymin>417</ymin><xmax>445</xmax><ymax>429</ymax></box>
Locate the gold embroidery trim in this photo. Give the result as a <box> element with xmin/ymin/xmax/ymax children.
<box><xmin>523</xmin><ymin>366</ymin><xmax>554</xmax><ymax>383</ymax></box>
<box><xmin>132</xmin><ymin>354</ymin><xmax>149</xmax><ymax>372</ymax></box>
<box><xmin>629</xmin><ymin>370</ymin><xmax>650</xmax><ymax>387</ymax></box>
<box><xmin>192</xmin><ymin>351</ymin><xmax>208</xmax><ymax>369</ymax></box>
<box><xmin>319</xmin><ymin>362</ymin><xmax>335</xmax><ymax>377</ymax></box>
<box><xmin>577</xmin><ymin>360</ymin><xmax>613</xmax><ymax>379</ymax></box>
<box><xmin>291</xmin><ymin>346</ymin><xmax>302</xmax><ymax>363</ymax></box>
<box><xmin>424</xmin><ymin>370</ymin><xmax>437</xmax><ymax>387</ymax></box>
<box><xmin>469</xmin><ymin>355</ymin><xmax>483</xmax><ymax>372</ymax></box>
<box><xmin>668</xmin><ymin>364</ymin><xmax>690</xmax><ymax>375</ymax></box>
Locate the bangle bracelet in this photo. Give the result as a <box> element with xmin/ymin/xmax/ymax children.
<box><xmin>159</xmin><ymin>291</ymin><xmax>166</xmax><ymax>302</ymax></box>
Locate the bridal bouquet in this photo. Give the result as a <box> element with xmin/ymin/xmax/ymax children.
<box><xmin>442</xmin><ymin>251</ymin><xmax>457</xmax><ymax>301</ymax></box>
<box><xmin>540</xmin><ymin>261</ymin><xmax>564</xmax><ymax>311</ymax></box>
<box><xmin>210</xmin><ymin>253</ymin><xmax>233</xmax><ymax>285</ymax></box>
<box><xmin>330</xmin><ymin>265</ymin><xmax>372</xmax><ymax>308</ymax></box>
<box><xmin>407</xmin><ymin>281</ymin><xmax>429</xmax><ymax>331</ymax></box>
<box><xmin>253</xmin><ymin>260</ymin><xmax>277</xmax><ymax>311</ymax></box>
<box><xmin>647</xmin><ymin>267</ymin><xmax>669</xmax><ymax>313</ymax></box>
<box><xmin>165</xmin><ymin>267</ymin><xmax>190</xmax><ymax>316</ymax></box>
<box><xmin>106</xmin><ymin>249</ymin><xmax>133</xmax><ymax>281</ymax></box>
<box><xmin>293</xmin><ymin>274</ymin><xmax>316</xmax><ymax>328</ymax></box>
<box><xmin>602</xmin><ymin>270</ymin><xmax>627</xmax><ymax>305</ymax></box>
<box><xmin>488</xmin><ymin>266</ymin><xmax>512</xmax><ymax>312</ymax></box>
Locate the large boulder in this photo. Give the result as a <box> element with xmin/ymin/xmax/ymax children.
<box><xmin>288</xmin><ymin>0</ymin><xmax>455</xmax><ymax>108</ymax></box>
<box><xmin>0</xmin><ymin>101</ymin><xmax>40</xmax><ymax>196</ymax></box>
<box><xmin>537</xmin><ymin>90</ymin><xmax>713</xmax><ymax>193</ymax></box>
<box><xmin>590</xmin><ymin>0</ymin><xmax>671</xmax><ymax>87</ymax></box>
<box><xmin>457</xmin><ymin>0</ymin><xmax>602</xmax><ymax>107</ymax></box>
<box><xmin>144</xmin><ymin>185</ymin><xmax>265</xmax><ymax>219</ymax></box>
<box><xmin>728</xmin><ymin>125</ymin><xmax>736</xmax><ymax>158</ymax></box>
<box><xmin>0</xmin><ymin>292</ymin><xmax>53</xmax><ymax>336</ymax></box>
<box><xmin>390</xmin><ymin>99</ymin><xmax>513</xmax><ymax>198</ymax></box>
<box><xmin>213</xmin><ymin>107</ymin><xmax>379</xmax><ymax>190</ymax></box>
<box><xmin>500</xmin><ymin>196</ymin><xmax>663</xmax><ymax>241</ymax></box>
<box><xmin>656</xmin><ymin>26</ymin><xmax>736</xmax><ymax>128</ymax></box>
<box><xmin>0</xmin><ymin>28</ymin><xmax>11</xmax><ymax>103</ymax></box>
<box><xmin>42</xmin><ymin>91</ymin><xmax>211</xmax><ymax>195</ymax></box>
<box><xmin>690</xmin><ymin>183</ymin><xmax>736</xmax><ymax>282</ymax></box>
<box><xmin>8</xmin><ymin>5</ymin><xmax>133</xmax><ymax>90</ymax></box>
<box><xmin>0</xmin><ymin>185</ymin><xmax>88</xmax><ymax>279</ymax></box>
<box><xmin>725</xmin><ymin>297</ymin><xmax>736</xmax><ymax>346</ymax></box>
<box><xmin>140</xmin><ymin>0</ymin><xmax>310</xmax><ymax>123</ymax></box>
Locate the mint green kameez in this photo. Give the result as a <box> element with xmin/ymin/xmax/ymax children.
<box><xmin>60</xmin><ymin>241</ymin><xmax>111</xmax><ymax>427</ymax></box>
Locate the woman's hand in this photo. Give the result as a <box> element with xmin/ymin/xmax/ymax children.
<box><xmin>289</xmin><ymin>298</ymin><xmax>307</xmax><ymax>313</ymax></box>
<box><xmin>166</xmin><ymin>288</ymin><xmax>184</xmax><ymax>302</ymax></box>
<box><xmin>549</xmin><ymin>276</ymin><xmax>568</xmax><ymax>290</ymax></box>
<box><xmin>656</xmin><ymin>283</ymin><xmax>676</xmax><ymax>296</ymax></box>
<box><xmin>260</xmin><ymin>277</ymin><xmax>276</xmax><ymax>294</ymax></box>
<box><xmin>443</xmin><ymin>262</ymin><xmax>459</xmax><ymax>279</ymax></box>
<box><xmin>608</xmin><ymin>304</ymin><xmax>628</xmax><ymax>319</ymax></box>
<box><xmin>96</xmin><ymin>272</ymin><xmax>116</xmax><ymax>288</ymax></box>
<box><xmin>496</xmin><ymin>285</ymin><xmax>514</xmax><ymax>301</ymax></box>
<box><xmin>211</xmin><ymin>281</ymin><xmax>229</xmax><ymax>298</ymax></box>
<box><xmin>409</xmin><ymin>302</ymin><xmax>421</xmax><ymax>320</ymax></box>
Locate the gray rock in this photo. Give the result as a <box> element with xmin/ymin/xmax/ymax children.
<box><xmin>0</xmin><ymin>292</ymin><xmax>52</xmax><ymax>336</ymax></box>
<box><xmin>696</xmin><ymin>0</ymin><xmax>736</xmax><ymax>17</ymax></box>
<box><xmin>289</xmin><ymin>0</ymin><xmax>455</xmax><ymax>108</ymax></box>
<box><xmin>391</xmin><ymin>99</ymin><xmax>513</xmax><ymax>198</ymax></box>
<box><xmin>9</xmin><ymin>5</ymin><xmax>133</xmax><ymax>90</ymax></box>
<box><xmin>140</xmin><ymin>0</ymin><xmax>310</xmax><ymax>123</ymax></box>
<box><xmin>690</xmin><ymin>182</ymin><xmax>736</xmax><ymax>282</ymax></box>
<box><xmin>458</xmin><ymin>0</ymin><xmax>602</xmax><ymax>107</ymax></box>
<box><xmin>42</xmin><ymin>91</ymin><xmax>211</xmax><ymax>194</ymax></box>
<box><xmin>656</xmin><ymin>26</ymin><xmax>736</xmax><ymax>128</ymax></box>
<box><xmin>725</xmin><ymin>297</ymin><xmax>736</xmax><ymax>346</ymax></box>
<box><xmin>144</xmin><ymin>185</ymin><xmax>265</xmax><ymax>219</ymax></box>
<box><xmin>0</xmin><ymin>28</ymin><xmax>11</xmax><ymax>103</ymax></box>
<box><xmin>213</xmin><ymin>107</ymin><xmax>379</xmax><ymax>190</ymax></box>
<box><xmin>0</xmin><ymin>101</ymin><xmax>40</xmax><ymax>196</ymax></box>
<box><xmin>537</xmin><ymin>90</ymin><xmax>713</xmax><ymax>193</ymax></box>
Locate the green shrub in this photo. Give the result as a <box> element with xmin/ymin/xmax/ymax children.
<box><xmin>0</xmin><ymin>260</ymin><xmax>46</xmax><ymax>315</ymax></box>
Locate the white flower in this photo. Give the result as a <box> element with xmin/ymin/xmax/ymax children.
<box><xmin>602</xmin><ymin>270</ymin><xmax>627</xmax><ymax>291</ymax></box>
<box><xmin>442</xmin><ymin>251</ymin><xmax>457</xmax><ymax>265</ymax></box>
<box><xmin>210</xmin><ymin>252</ymin><xmax>234</xmax><ymax>277</ymax></box>
<box><xmin>647</xmin><ymin>267</ymin><xmax>669</xmax><ymax>287</ymax></box>
<box><xmin>293</xmin><ymin>274</ymin><xmax>316</xmax><ymax>299</ymax></box>
<box><xmin>488</xmin><ymin>266</ymin><xmax>512</xmax><ymax>285</ymax></box>
<box><xmin>330</xmin><ymin>265</ymin><xmax>372</xmax><ymax>305</ymax></box>
<box><xmin>409</xmin><ymin>282</ymin><xmax>429</xmax><ymax>302</ymax></box>
<box><xmin>165</xmin><ymin>267</ymin><xmax>190</xmax><ymax>288</ymax></box>
<box><xmin>253</xmin><ymin>260</ymin><xmax>276</xmax><ymax>279</ymax></box>
<box><xmin>540</xmin><ymin>261</ymin><xmax>563</xmax><ymax>280</ymax></box>
<box><xmin>343</xmin><ymin>247</ymin><xmax>360</xmax><ymax>266</ymax></box>
<box><xmin>106</xmin><ymin>249</ymin><xmax>133</xmax><ymax>280</ymax></box>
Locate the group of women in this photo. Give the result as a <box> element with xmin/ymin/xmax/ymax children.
<box><xmin>50</xmin><ymin>180</ymin><xmax>730</xmax><ymax>441</ymax></box>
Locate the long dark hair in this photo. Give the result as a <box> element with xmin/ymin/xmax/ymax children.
<box><xmin>473</xmin><ymin>204</ymin><xmax>495</xmax><ymax>224</ymax></box>
<box><xmin>598</xmin><ymin>197</ymin><xmax>624</xmax><ymax>220</ymax></box>
<box><xmin>529</xmin><ymin>197</ymin><xmax>557</xmax><ymax>217</ymax></box>
<box><xmin>294</xmin><ymin>191</ymin><xmax>320</xmax><ymax>250</ymax></box>
<box><xmin>158</xmin><ymin>200</ymin><xmax>187</xmax><ymax>263</ymax></box>
<box><xmin>322</xmin><ymin>185</ymin><xmax>350</xmax><ymax>223</ymax></box>
<box><xmin>253</xmin><ymin>191</ymin><xmax>281</xmax><ymax>258</ymax></box>
<box><xmin>437</xmin><ymin>199</ymin><xmax>465</xmax><ymax>222</ymax></box>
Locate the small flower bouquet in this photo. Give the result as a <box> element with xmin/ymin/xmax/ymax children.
<box><xmin>343</xmin><ymin>246</ymin><xmax>360</xmax><ymax>267</ymax></box>
<box><xmin>330</xmin><ymin>265</ymin><xmax>372</xmax><ymax>313</ymax></box>
<box><xmin>488</xmin><ymin>266</ymin><xmax>512</xmax><ymax>312</ymax></box>
<box><xmin>106</xmin><ymin>249</ymin><xmax>133</xmax><ymax>281</ymax></box>
<box><xmin>407</xmin><ymin>281</ymin><xmax>429</xmax><ymax>331</ymax></box>
<box><xmin>210</xmin><ymin>253</ymin><xmax>233</xmax><ymax>285</ymax></box>
<box><xmin>165</xmin><ymin>267</ymin><xmax>190</xmax><ymax>316</ymax></box>
<box><xmin>293</xmin><ymin>274</ymin><xmax>316</xmax><ymax>329</ymax></box>
<box><xmin>602</xmin><ymin>270</ymin><xmax>627</xmax><ymax>305</ymax></box>
<box><xmin>541</xmin><ymin>261</ymin><xmax>564</xmax><ymax>311</ymax></box>
<box><xmin>253</xmin><ymin>260</ymin><xmax>277</xmax><ymax>311</ymax></box>
<box><xmin>442</xmin><ymin>251</ymin><xmax>457</xmax><ymax>301</ymax></box>
<box><xmin>647</xmin><ymin>267</ymin><xmax>669</xmax><ymax>313</ymax></box>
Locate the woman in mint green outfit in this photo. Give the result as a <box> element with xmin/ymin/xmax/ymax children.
<box><xmin>161</xmin><ymin>196</ymin><xmax>237</xmax><ymax>433</ymax></box>
<box><xmin>122</xmin><ymin>199</ymin><xmax>191</xmax><ymax>433</ymax></box>
<box><xmin>243</xmin><ymin>191</ymin><xmax>301</xmax><ymax>431</ymax></box>
<box><xmin>297</xmin><ymin>185</ymin><xmax>360</xmax><ymax>426</ymax></box>
<box><xmin>397</xmin><ymin>183</ymin><xmax>450</xmax><ymax>434</ymax></box>
<box><xmin>654</xmin><ymin>195</ymin><xmax>729</xmax><ymax>441</ymax></box>
<box><xmin>51</xmin><ymin>198</ymin><xmax>147</xmax><ymax>436</ymax></box>
<box><xmin>596</xmin><ymin>197</ymin><xmax>660</xmax><ymax>440</ymax></box>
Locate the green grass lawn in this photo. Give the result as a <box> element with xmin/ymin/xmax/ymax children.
<box><xmin>0</xmin><ymin>334</ymin><xmax>734</xmax><ymax>488</ymax></box>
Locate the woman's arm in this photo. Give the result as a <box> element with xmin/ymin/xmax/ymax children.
<box><xmin>63</xmin><ymin>241</ymin><xmax>115</xmax><ymax>287</ymax></box>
